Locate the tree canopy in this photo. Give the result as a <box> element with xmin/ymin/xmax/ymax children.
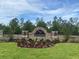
<box><xmin>0</xmin><ymin>16</ymin><xmax>79</xmax><ymax>37</ymax></box>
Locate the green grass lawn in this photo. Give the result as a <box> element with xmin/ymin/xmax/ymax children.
<box><xmin>0</xmin><ymin>43</ymin><xmax>79</xmax><ymax>59</ymax></box>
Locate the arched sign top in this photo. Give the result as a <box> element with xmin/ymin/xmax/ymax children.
<box><xmin>34</xmin><ymin>29</ymin><xmax>45</xmax><ymax>37</ymax></box>
<box><xmin>32</xmin><ymin>27</ymin><xmax>47</xmax><ymax>37</ymax></box>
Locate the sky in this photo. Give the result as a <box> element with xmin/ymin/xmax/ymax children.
<box><xmin>0</xmin><ymin>0</ymin><xmax>79</xmax><ymax>24</ymax></box>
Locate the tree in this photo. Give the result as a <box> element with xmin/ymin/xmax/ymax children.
<box><xmin>3</xmin><ymin>26</ymin><xmax>11</xmax><ymax>34</ymax></box>
<box><xmin>19</xmin><ymin>18</ymin><xmax>24</xmax><ymax>29</ymax></box>
<box><xmin>0</xmin><ymin>24</ymin><xmax>5</xmax><ymax>30</ymax></box>
<box><xmin>61</xmin><ymin>19</ymin><xmax>74</xmax><ymax>42</ymax></box>
<box><xmin>0</xmin><ymin>24</ymin><xmax>11</xmax><ymax>35</ymax></box>
<box><xmin>69</xmin><ymin>17</ymin><xmax>79</xmax><ymax>35</ymax></box>
<box><xmin>47</xmin><ymin>21</ymin><xmax>52</xmax><ymax>32</ymax></box>
<box><xmin>23</xmin><ymin>20</ymin><xmax>35</xmax><ymax>32</ymax></box>
<box><xmin>36</xmin><ymin>18</ymin><xmax>48</xmax><ymax>30</ymax></box>
<box><xmin>51</xmin><ymin>16</ymin><xmax>62</xmax><ymax>34</ymax></box>
<box><xmin>47</xmin><ymin>21</ymin><xmax>52</xmax><ymax>28</ymax></box>
<box><xmin>9</xmin><ymin>18</ymin><xmax>21</xmax><ymax>34</ymax></box>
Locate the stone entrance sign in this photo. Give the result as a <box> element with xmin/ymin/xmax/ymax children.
<box><xmin>22</xmin><ymin>27</ymin><xmax>59</xmax><ymax>41</ymax></box>
<box><xmin>16</xmin><ymin>27</ymin><xmax>59</xmax><ymax>48</ymax></box>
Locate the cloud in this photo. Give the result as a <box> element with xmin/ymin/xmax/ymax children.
<box><xmin>0</xmin><ymin>0</ymin><xmax>34</xmax><ymax>17</ymax></box>
<box><xmin>40</xmin><ymin>8</ymin><xmax>65</xmax><ymax>15</ymax></box>
<box><xmin>0</xmin><ymin>0</ymin><xmax>43</xmax><ymax>24</ymax></box>
<box><xmin>0</xmin><ymin>17</ymin><xmax>14</xmax><ymax>25</ymax></box>
<box><xmin>0</xmin><ymin>0</ymin><xmax>79</xmax><ymax>24</ymax></box>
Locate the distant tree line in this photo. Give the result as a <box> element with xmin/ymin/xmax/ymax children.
<box><xmin>0</xmin><ymin>16</ymin><xmax>79</xmax><ymax>37</ymax></box>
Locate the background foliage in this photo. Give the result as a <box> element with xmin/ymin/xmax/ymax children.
<box><xmin>0</xmin><ymin>16</ymin><xmax>79</xmax><ymax>36</ymax></box>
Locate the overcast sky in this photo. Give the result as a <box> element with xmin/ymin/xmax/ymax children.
<box><xmin>0</xmin><ymin>0</ymin><xmax>79</xmax><ymax>24</ymax></box>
